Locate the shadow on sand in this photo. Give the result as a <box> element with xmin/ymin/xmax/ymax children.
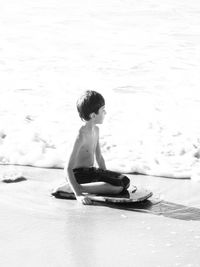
<box><xmin>93</xmin><ymin>199</ymin><xmax>200</xmax><ymax>221</ymax></box>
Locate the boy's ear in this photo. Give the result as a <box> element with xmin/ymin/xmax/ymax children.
<box><xmin>89</xmin><ymin>112</ymin><xmax>96</xmax><ymax>119</ymax></box>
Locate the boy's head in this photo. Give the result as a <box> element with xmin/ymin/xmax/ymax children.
<box><xmin>77</xmin><ymin>90</ymin><xmax>105</xmax><ymax>121</ymax></box>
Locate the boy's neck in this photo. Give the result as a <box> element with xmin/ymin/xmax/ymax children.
<box><xmin>84</xmin><ymin>120</ymin><xmax>96</xmax><ymax>130</ymax></box>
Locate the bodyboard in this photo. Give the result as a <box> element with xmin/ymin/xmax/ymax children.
<box><xmin>87</xmin><ymin>189</ymin><xmax>152</xmax><ymax>203</ymax></box>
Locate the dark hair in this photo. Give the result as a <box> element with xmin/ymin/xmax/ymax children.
<box><xmin>76</xmin><ymin>90</ymin><xmax>105</xmax><ymax>121</ymax></box>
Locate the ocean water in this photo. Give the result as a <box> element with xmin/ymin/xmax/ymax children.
<box><xmin>1</xmin><ymin>0</ymin><xmax>200</xmax><ymax>178</ymax></box>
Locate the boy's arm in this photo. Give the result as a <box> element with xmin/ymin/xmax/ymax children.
<box><xmin>64</xmin><ymin>130</ymin><xmax>84</xmax><ymax>197</ymax></box>
<box><xmin>95</xmin><ymin>128</ymin><xmax>106</xmax><ymax>170</ymax></box>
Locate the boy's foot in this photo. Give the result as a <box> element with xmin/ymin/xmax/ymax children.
<box><xmin>51</xmin><ymin>183</ymin><xmax>75</xmax><ymax>199</ymax></box>
<box><xmin>51</xmin><ymin>190</ymin><xmax>75</xmax><ymax>199</ymax></box>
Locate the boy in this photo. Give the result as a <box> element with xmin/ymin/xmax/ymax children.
<box><xmin>57</xmin><ymin>90</ymin><xmax>130</xmax><ymax>205</ymax></box>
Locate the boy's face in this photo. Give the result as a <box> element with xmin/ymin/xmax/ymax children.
<box><xmin>94</xmin><ymin>106</ymin><xmax>106</xmax><ymax>124</ymax></box>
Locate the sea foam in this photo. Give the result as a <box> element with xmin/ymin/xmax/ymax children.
<box><xmin>1</xmin><ymin>0</ymin><xmax>200</xmax><ymax>178</ymax></box>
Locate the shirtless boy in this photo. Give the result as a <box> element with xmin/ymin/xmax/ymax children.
<box><xmin>60</xmin><ymin>90</ymin><xmax>130</xmax><ymax>205</ymax></box>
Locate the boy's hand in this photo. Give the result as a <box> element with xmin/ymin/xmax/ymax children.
<box><xmin>76</xmin><ymin>195</ymin><xmax>93</xmax><ymax>205</ymax></box>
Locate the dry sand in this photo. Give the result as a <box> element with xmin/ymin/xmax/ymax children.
<box><xmin>0</xmin><ymin>165</ymin><xmax>200</xmax><ymax>267</ymax></box>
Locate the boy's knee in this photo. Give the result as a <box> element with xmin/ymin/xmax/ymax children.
<box><xmin>120</xmin><ymin>175</ymin><xmax>130</xmax><ymax>189</ymax></box>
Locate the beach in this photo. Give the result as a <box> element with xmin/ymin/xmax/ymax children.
<box><xmin>1</xmin><ymin>165</ymin><xmax>200</xmax><ymax>267</ymax></box>
<box><xmin>1</xmin><ymin>0</ymin><xmax>200</xmax><ymax>266</ymax></box>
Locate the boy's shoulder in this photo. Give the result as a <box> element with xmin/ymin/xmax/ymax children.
<box><xmin>79</xmin><ymin>125</ymin><xmax>99</xmax><ymax>133</ymax></box>
<box><xmin>77</xmin><ymin>125</ymin><xmax>99</xmax><ymax>140</ymax></box>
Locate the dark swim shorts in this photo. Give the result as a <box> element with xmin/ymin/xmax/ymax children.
<box><xmin>73</xmin><ymin>167</ymin><xmax>130</xmax><ymax>190</ymax></box>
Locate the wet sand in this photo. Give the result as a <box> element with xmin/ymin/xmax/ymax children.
<box><xmin>0</xmin><ymin>165</ymin><xmax>200</xmax><ymax>267</ymax></box>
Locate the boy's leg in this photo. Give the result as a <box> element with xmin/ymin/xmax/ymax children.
<box><xmin>80</xmin><ymin>182</ymin><xmax>124</xmax><ymax>195</ymax></box>
<box><xmin>96</xmin><ymin>169</ymin><xmax>130</xmax><ymax>190</ymax></box>
<box><xmin>72</xmin><ymin>167</ymin><xmax>129</xmax><ymax>195</ymax></box>
<box><xmin>52</xmin><ymin>172</ymin><xmax>125</xmax><ymax>195</ymax></box>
